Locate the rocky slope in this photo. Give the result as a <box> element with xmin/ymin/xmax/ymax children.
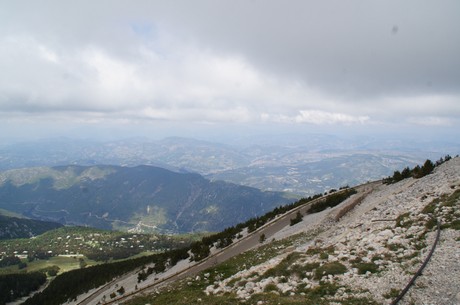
<box><xmin>201</xmin><ymin>157</ymin><xmax>460</xmax><ymax>304</ymax></box>
<box><xmin>81</xmin><ymin>158</ymin><xmax>460</xmax><ymax>305</ymax></box>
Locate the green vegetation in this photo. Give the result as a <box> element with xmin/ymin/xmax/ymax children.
<box><xmin>190</xmin><ymin>188</ymin><xmax>353</xmax><ymax>262</ymax></box>
<box><xmin>124</xmin><ymin>230</ymin><xmax>380</xmax><ymax>305</ymax></box>
<box><xmin>314</xmin><ymin>262</ymin><xmax>347</xmax><ymax>280</ymax></box>
<box><xmin>22</xmin><ymin>247</ymin><xmax>190</xmax><ymax>305</ymax></box>
<box><xmin>383</xmin><ymin>288</ymin><xmax>400</xmax><ymax>299</ymax></box>
<box><xmin>395</xmin><ymin>212</ymin><xmax>413</xmax><ymax>228</ymax></box>
<box><xmin>302</xmin><ymin>282</ymin><xmax>341</xmax><ymax>298</ymax></box>
<box><xmin>6</xmin><ymin>181</ymin><xmax>354</xmax><ymax>304</ymax></box>
<box><xmin>0</xmin><ymin>272</ymin><xmax>46</xmax><ymax>305</ymax></box>
<box><xmin>384</xmin><ymin>156</ymin><xmax>451</xmax><ymax>184</ymax></box>
<box><xmin>0</xmin><ymin>226</ymin><xmax>196</xmax><ymax>263</ymax></box>
<box><xmin>306</xmin><ymin>245</ymin><xmax>335</xmax><ymax>256</ymax></box>
<box><xmin>352</xmin><ymin>262</ymin><xmax>379</xmax><ymax>274</ymax></box>
<box><xmin>262</xmin><ymin>252</ymin><xmax>304</xmax><ymax>278</ymax></box>
<box><xmin>0</xmin><ymin>215</ymin><xmax>62</xmax><ymax>240</ymax></box>
<box><xmin>290</xmin><ymin>211</ymin><xmax>303</xmax><ymax>226</ymax></box>
<box><xmin>0</xmin><ymin>165</ymin><xmax>291</xmax><ymax>234</ymax></box>
<box><xmin>421</xmin><ymin>189</ymin><xmax>460</xmax><ymax>230</ymax></box>
<box><xmin>308</xmin><ymin>188</ymin><xmax>358</xmax><ymax>213</ymax></box>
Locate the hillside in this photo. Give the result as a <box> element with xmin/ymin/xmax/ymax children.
<box><xmin>201</xmin><ymin>158</ymin><xmax>460</xmax><ymax>304</ymax></box>
<box><xmin>93</xmin><ymin>157</ymin><xmax>460</xmax><ymax>305</ymax></box>
<box><xmin>0</xmin><ymin>215</ymin><xmax>62</xmax><ymax>240</ymax></box>
<box><xmin>0</xmin><ymin>165</ymin><xmax>290</xmax><ymax>234</ymax></box>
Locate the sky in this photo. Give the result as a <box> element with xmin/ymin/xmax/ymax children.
<box><xmin>0</xmin><ymin>0</ymin><xmax>459</xmax><ymax>142</ymax></box>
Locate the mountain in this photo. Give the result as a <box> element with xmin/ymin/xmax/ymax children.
<box><xmin>200</xmin><ymin>158</ymin><xmax>460</xmax><ymax>305</ymax></box>
<box><xmin>56</xmin><ymin>157</ymin><xmax>459</xmax><ymax>305</ymax></box>
<box><xmin>0</xmin><ymin>215</ymin><xmax>62</xmax><ymax>240</ymax></box>
<box><xmin>0</xmin><ymin>165</ymin><xmax>290</xmax><ymax>233</ymax></box>
<box><xmin>1</xmin><ymin>136</ymin><xmax>457</xmax><ymax>196</ymax></box>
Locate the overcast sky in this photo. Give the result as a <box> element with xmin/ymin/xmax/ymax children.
<box><xmin>1</xmin><ymin>0</ymin><xmax>459</xmax><ymax>142</ymax></box>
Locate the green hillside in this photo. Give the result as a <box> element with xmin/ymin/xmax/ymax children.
<box><xmin>0</xmin><ymin>165</ymin><xmax>291</xmax><ymax>234</ymax></box>
<box><xmin>0</xmin><ymin>215</ymin><xmax>62</xmax><ymax>240</ymax></box>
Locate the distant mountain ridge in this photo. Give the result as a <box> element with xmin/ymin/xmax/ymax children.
<box><xmin>0</xmin><ymin>215</ymin><xmax>62</xmax><ymax>240</ymax></box>
<box><xmin>1</xmin><ymin>136</ymin><xmax>456</xmax><ymax>195</ymax></box>
<box><xmin>0</xmin><ymin>165</ymin><xmax>290</xmax><ymax>234</ymax></box>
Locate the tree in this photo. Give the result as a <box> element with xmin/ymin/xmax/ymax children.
<box><xmin>411</xmin><ymin>165</ymin><xmax>422</xmax><ymax>178</ymax></box>
<box><xmin>117</xmin><ymin>286</ymin><xmax>125</xmax><ymax>295</ymax></box>
<box><xmin>401</xmin><ymin>167</ymin><xmax>411</xmax><ymax>179</ymax></box>
<box><xmin>190</xmin><ymin>242</ymin><xmax>210</xmax><ymax>262</ymax></box>
<box><xmin>290</xmin><ymin>211</ymin><xmax>303</xmax><ymax>226</ymax></box>
<box><xmin>78</xmin><ymin>258</ymin><xmax>87</xmax><ymax>269</ymax></box>
<box><xmin>259</xmin><ymin>233</ymin><xmax>266</xmax><ymax>243</ymax></box>
<box><xmin>421</xmin><ymin>159</ymin><xmax>435</xmax><ymax>176</ymax></box>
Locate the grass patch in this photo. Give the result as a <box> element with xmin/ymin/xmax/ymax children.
<box><xmin>383</xmin><ymin>288</ymin><xmax>400</xmax><ymax>299</ymax></box>
<box><xmin>306</xmin><ymin>245</ymin><xmax>335</xmax><ymax>256</ymax></box>
<box><xmin>264</xmin><ymin>283</ymin><xmax>278</xmax><ymax>292</ymax></box>
<box><xmin>262</xmin><ymin>252</ymin><xmax>304</xmax><ymax>278</ymax></box>
<box><xmin>442</xmin><ymin>189</ymin><xmax>460</xmax><ymax>207</ymax></box>
<box><xmin>396</xmin><ymin>212</ymin><xmax>414</xmax><ymax>228</ymax></box>
<box><xmin>422</xmin><ymin>199</ymin><xmax>438</xmax><ymax>214</ymax></box>
<box><xmin>301</xmin><ymin>262</ymin><xmax>321</xmax><ymax>272</ymax></box>
<box><xmin>305</xmin><ymin>282</ymin><xmax>340</xmax><ymax>297</ymax></box>
<box><xmin>443</xmin><ymin>219</ymin><xmax>460</xmax><ymax>230</ymax></box>
<box><xmin>314</xmin><ymin>262</ymin><xmax>347</xmax><ymax>280</ymax></box>
<box><xmin>352</xmin><ymin>262</ymin><xmax>379</xmax><ymax>274</ymax></box>
<box><xmin>386</xmin><ymin>243</ymin><xmax>405</xmax><ymax>252</ymax></box>
<box><xmin>425</xmin><ymin>218</ymin><xmax>437</xmax><ymax>230</ymax></box>
<box><xmin>340</xmin><ymin>297</ymin><xmax>381</xmax><ymax>305</ymax></box>
<box><xmin>209</xmin><ymin>232</ymin><xmax>318</xmax><ymax>285</ymax></box>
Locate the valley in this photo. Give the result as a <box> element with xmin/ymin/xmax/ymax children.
<box><xmin>1</xmin><ymin>136</ymin><xmax>454</xmax><ymax>195</ymax></box>
<box><xmin>0</xmin><ymin>147</ymin><xmax>458</xmax><ymax>305</ymax></box>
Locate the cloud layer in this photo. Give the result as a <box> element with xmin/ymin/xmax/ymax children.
<box><xmin>0</xmin><ymin>0</ymin><xmax>459</xmax><ymax>133</ymax></box>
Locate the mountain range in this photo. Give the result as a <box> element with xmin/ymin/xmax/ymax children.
<box><xmin>1</xmin><ymin>136</ymin><xmax>456</xmax><ymax>195</ymax></box>
<box><xmin>0</xmin><ymin>215</ymin><xmax>62</xmax><ymax>240</ymax></box>
<box><xmin>0</xmin><ymin>165</ymin><xmax>290</xmax><ymax>234</ymax></box>
<box><xmin>71</xmin><ymin>157</ymin><xmax>460</xmax><ymax>305</ymax></box>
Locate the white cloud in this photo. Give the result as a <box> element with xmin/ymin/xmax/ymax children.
<box><xmin>295</xmin><ymin>110</ymin><xmax>370</xmax><ymax>125</ymax></box>
<box><xmin>407</xmin><ymin>116</ymin><xmax>453</xmax><ymax>127</ymax></box>
<box><xmin>263</xmin><ymin>110</ymin><xmax>370</xmax><ymax>125</ymax></box>
<box><xmin>0</xmin><ymin>1</ymin><xmax>459</xmax><ymax>136</ymax></box>
<box><xmin>38</xmin><ymin>45</ymin><xmax>59</xmax><ymax>64</ymax></box>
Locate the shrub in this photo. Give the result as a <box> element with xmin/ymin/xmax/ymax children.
<box><xmin>299</xmin><ymin>262</ymin><xmax>320</xmax><ymax>273</ymax></box>
<box><xmin>290</xmin><ymin>211</ymin><xmax>303</xmax><ymax>226</ymax></box>
<box><xmin>353</xmin><ymin>262</ymin><xmax>379</xmax><ymax>274</ymax></box>
<box><xmin>395</xmin><ymin>212</ymin><xmax>413</xmax><ymax>228</ymax></box>
<box><xmin>264</xmin><ymin>283</ymin><xmax>278</xmax><ymax>292</ymax></box>
<box><xmin>383</xmin><ymin>288</ymin><xmax>400</xmax><ymax>299</ymax></box>
<box><xmin>314</xmin><ymin>262</ymin><xmax>347</xmax><ymax>280</ymax></box>
<box><xmin>308</xmin><ymin>189</ymin><xmax>357</xmax><ymax>214</ymax></box>
<box><xmin>307</xmin><ymin>282</ymin><xmax>340</xmax><ymax>297</ymax></box>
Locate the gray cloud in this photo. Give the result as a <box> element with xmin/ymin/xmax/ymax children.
<box><xmin>0</xmin><ymin>0</ymin><xmax>459</xmax><ymax>132</ymax></box>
